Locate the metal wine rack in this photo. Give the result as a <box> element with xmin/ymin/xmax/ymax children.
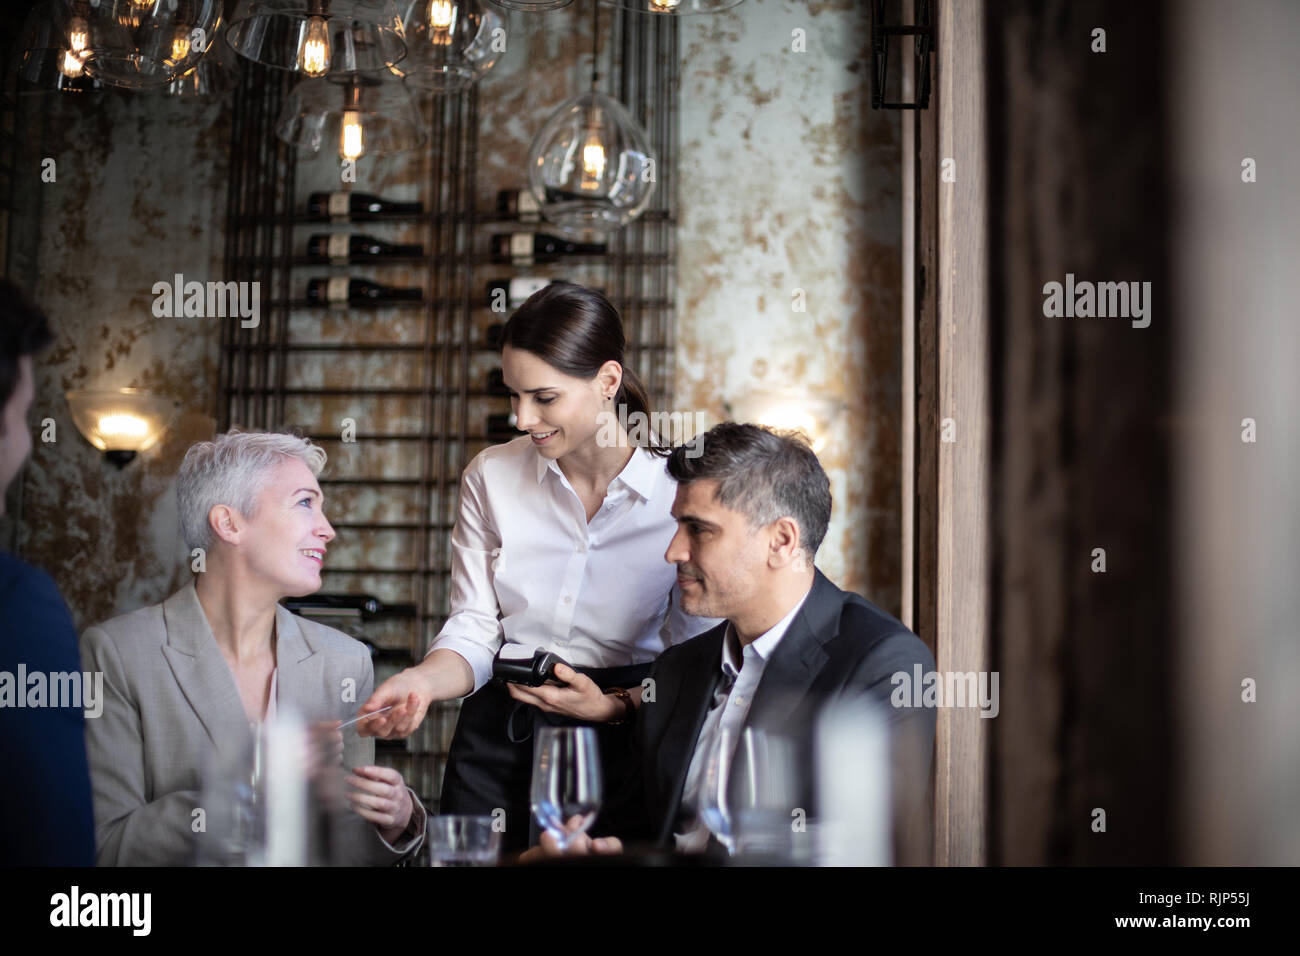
<box><xmin>219</xmin><ymin>4</ymin><xmax>679</xmax><ymax>815</ymax></box>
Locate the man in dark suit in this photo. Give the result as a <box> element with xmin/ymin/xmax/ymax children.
<box><xmin>523</xmin><ymin>422</ymin><xmax>936</xmax><ymax>860</ymax></box>
<box><xmin>0</xmin><ymin>280</ymin><xmax>96</xmax><ymax>865</ymax></box>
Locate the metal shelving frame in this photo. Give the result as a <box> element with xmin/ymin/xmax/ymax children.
<box><xmin>219</xmin><ymin>3</ymin><xmax>678</xmax><ymax>812</ymax></box>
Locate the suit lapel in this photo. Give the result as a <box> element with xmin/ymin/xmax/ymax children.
<box><xmin>743</xmin><ymin>570</ymin><xmax>841</xmax><ymax>734</ymax></box>
<box><xmin>160</xmin><ymin>581</ymin><xmax>252</xmax><ymax>756</ymax></box>
<box><xmin>652</xmin><ymin>627</ymin><xmax>725</xmax><ymax>847</ymax></box>
<box><xmin>272</xmin><ymin>605</ymin><xmax>329</xmax><ymax>723</ymax></box>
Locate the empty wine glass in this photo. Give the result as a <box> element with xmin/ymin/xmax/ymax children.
<box><xmin>732</xmin><ymin>728</ymin><xmax>799</xmax><ymax>859</ymax></box>
<box><xmin>699</xmin><ymin>725</ymin><xmax>737</xmax><ymax>854</ymax></box>
<box><xmin>530</xmin><ymin>726</ymin><xmax>602</xmax><ymax>851</ymax></box>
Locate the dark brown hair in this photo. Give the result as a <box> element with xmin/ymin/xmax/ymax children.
<box><xmin>502</xmin><ymin>281</ymin><xmax>668</xmax><ymax>456</ymax></box>
<box><xmin>0</xmin><ymin>280</ymin><xmax>53</xmax><ymax>430</ymax></box>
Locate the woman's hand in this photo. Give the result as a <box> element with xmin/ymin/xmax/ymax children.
<box><xmin>346</xmin><ymin>765</ymin><xmax>415</xmax><ymax>844</ymax></box>
<box><xmin>519</xmin><ymin>815</ymin><xmax>624</xmax><ymax>862</ymax></box>
<box><xmin>506</xmin><ymin>664</ymin><xmax>626</xmax><ymax>722</ymax></box>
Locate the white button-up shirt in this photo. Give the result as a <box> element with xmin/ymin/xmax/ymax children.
<box><xmin>429</xmin><ymin>436</ymin><xmax>721</xmax><ymax>693</ymax></box>
<box><xmin>675</xmin><ymin>589</ymin><xmax>810</xmax><ymax>852</ymax></box>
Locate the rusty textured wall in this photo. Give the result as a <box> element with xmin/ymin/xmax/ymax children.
<box><xmin>675</xmin><ymin>0</ymin><xmax>901</xmax><ymax>610</ymax></box>
<box><xmin>2</xmin><ymin>91</ymin><xmax>229</xmax><ymax>630</ymax></box>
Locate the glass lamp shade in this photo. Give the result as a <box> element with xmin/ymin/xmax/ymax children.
<box><xmin>395</xmin><ymin>0</ymin><xmax>503</xmax><ymax>93</ymax></box>
<box><xmin>276</xmin><ymin>74</ymin><xmax>427</xmax><ymax>158</ymax></box>
<box><xmin>527</xmin><ymin>91</ymin><xmax>656</xmax><ymax>237</ymax></box>
<box><xmin>489</xmin><ymin>1</ymin><xmax>573</xmax><ymax>10</ymax></box>
<box><xmin>163</xmin><ymin>34</ymin><xmax>241</xmax><ymax>97</ymax></box>
<box><xmin>226</xmin><ymin>0</ymin><xmax>407</xmax><ymax>75</ymax></box>
<box><xmin>14</xmin><ymin>1</ymin><xmax>107</xmax><ymax>93</ymax></box>
<box><xmin>44</xmin><ymin>0</ymin><xmax>227</xmax><ymax>91</ymax></box>
<box><xmin>600</xmin><ymin>0</ymin><xmax>746</xmax><ymax>13</ymax></box>
<box><xmin>66</xmin><ymin>389</ymin><xmax>174</xmax><ymax>461</ymax></box>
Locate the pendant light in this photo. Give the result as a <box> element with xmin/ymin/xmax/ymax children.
<box><xmin>394</xmin><ymin>0</ymin><xmax>504</xmax><ymax>93</ymax></box>
<box><xmin>163</xmin><ymin>33</ymin><xmax>241</xmax><ymax>98</ymax></box>
<box><xmin>14</xmin><ymin>0</ymin><xmax>105</xmax><ymax>93</ymax></box>
<box><xmin>276</xmin><ymin>73</ymin><xmax>426</xmax><ymax>160</ymax></box>
<box><xmin>226</xmin><ymin>0</ymin><xmax>408</xmax><ymax>76</ymax></box>
<box><xmin>491</xmin><ymin>1</ymin><xmax>574</xmax><ymax>10</ymax></box>
<box><xmin>526</xmin><ymin>1</ymin><xmax>656</xmax><ymax>237</ymax></box>
<box><xmin>600</xmin><ymin>0</ymin><xmax>746</xmax><ymax>13</ymax></box>
<box><xmin>57</xmin><ymin>0</ymin><xmax>226</xmax><ymax>91</ymax></box>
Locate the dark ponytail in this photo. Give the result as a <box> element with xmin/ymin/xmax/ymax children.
<box><xmin>502</xmin><ymin>282</ymin><xmax>669</xmax><ymax>457</ymax></box>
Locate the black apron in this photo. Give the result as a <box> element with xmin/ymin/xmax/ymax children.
<box><xmin>439</xmin><ymin>661</ymin><xmax>651</xmax><ymax>853</ymax></box>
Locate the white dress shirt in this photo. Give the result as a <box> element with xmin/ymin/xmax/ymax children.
<box><xmin>429</xmin><ymin>436</ymin><xmax>721</xmax><ymax>694</ymax></box>
<box><xmin>675</xmin><ymin>588</ymin><xmax>811</xmax><ymax>852</ymax></box>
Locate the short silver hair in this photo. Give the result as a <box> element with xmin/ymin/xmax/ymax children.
<box><xmin>177</xmin><ymin>430</ymin><xmax>328</xmax><ymax>551</ymax></box>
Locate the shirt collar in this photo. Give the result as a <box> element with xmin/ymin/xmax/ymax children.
<box><xmin>720</xmin><ymin>588</ymin><xmax>811</xmax><ymax>679</ymax></box>
<box><xmin>534</xmin><ymin>443</ymin><xmax>659</xmax><ymax>502</ymax></box>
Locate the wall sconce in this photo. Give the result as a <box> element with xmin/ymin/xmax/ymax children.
<box><xmin>871</xmin><ymin>0</ymin><xmax>933</xmax><ymax>110</ymax></box>
<box><xmin>66</xmin><ymin>389</ymin><xmax>175</xmax><ymax>468</ymax></box>
<box><xmin>725</xmin><ymin>388</ymin><xmax>845</xmax><ymax>455</ymax></box>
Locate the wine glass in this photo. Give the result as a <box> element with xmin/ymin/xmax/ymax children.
<box><xmin>731</xmin><ymin>728</ymin><xmax>798</xmax><ymax>859</ymax></box>
<box><xmin>699</xmin><ymin>725</ymin><xmax>737</xmax><ymax>854</ymax></box>
<box><xmin>530</xmin><ymin>726</ymin><xmax>603</xmax><ymax>850</ymax></box>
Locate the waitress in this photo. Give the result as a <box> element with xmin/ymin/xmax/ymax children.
<box><xmin>358</xmin><ymin>282</ymin><xmax>717</xmax><ymax>851</ymax></box>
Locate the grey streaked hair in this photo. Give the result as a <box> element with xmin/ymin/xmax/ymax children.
<box><xmin>665</xmin><ymin>422</ymin><xmax>832</xmax><ymax>558</ymax></box>
<box><xmin>177</xmin><ymin>430</ymin><xmax>328</xmax><ymax>551</ymax></box>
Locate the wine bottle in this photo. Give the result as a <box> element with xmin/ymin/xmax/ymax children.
<box><xmin>486</xmin><ymin>412</ymin><xmax>518</xmax><ymax>442</ymax></box>
<box><xmin>485</xmin><ymin>277</ymin><xmax>562</xmax><ymax>309</ymax></box>
<box><xmin>490</xmin><ymin>232</ymin><xmax>607</xmax><ymax>266</ymax></box>
<box><xmin>497</xmin><ymin>188</ymin><xmax>541</xmax><ymax>222</ymax></box>
<box><xmin>487</xmin><ymin>368</ymin><xmax>509</xmax><ymax>396</ymax></box>
<box><xmin>307</xmin><ymin>234</ymin><xmax>424</xmax><ymax>263</ymax></box>
<box><xmin>305</xmin><ymin>277</ymin><xmax>423</xmax><ymax>306</ymax></box>
<box><xmin>283</xmin><ymin>593</ymin><xmax>385</xmax><ymax>620</ymax></box>
<box><xmin>308</xmin><ymin>191</ymin><xmax>423</xmax><ymax>221</ymax></box>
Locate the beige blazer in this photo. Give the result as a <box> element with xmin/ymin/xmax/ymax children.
<box><xmin>80</xmin><ymin>581</ymin><xmax>425</xmax><ymax>866</ymax></box>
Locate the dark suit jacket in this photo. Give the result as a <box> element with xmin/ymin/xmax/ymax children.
<box><xmin>0</xmin><ymin>549</ymin><xmax>96</xmax><ymax>865</ymax></box>
<box><xmin>598</xmin><ymin>568</ymin><xmax>937</xmax><ymax>850</ymax></box>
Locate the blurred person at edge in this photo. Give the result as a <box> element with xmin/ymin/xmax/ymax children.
<box><xmin>80</xmin><ymin>430</ymin><xmax>426</xmax><ymax>865</ymax></box>
<box><xmin>357</xmin><ymin>282</ymin><xmax>721</xmax><ymax>853</ymax></box>
<box><xmin>0</xmin><ymin>280</ymin><xmax>95</xmax><ymax>866</ymax></box>
<box><xmin>522</xmin><ymin>423</ymin><xmax>938</xmax><ymax>859</ymax></box>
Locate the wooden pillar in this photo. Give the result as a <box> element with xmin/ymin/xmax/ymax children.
<box><xmin>905</xmin><ymin>0</ymin><xmax>990</xmax><ymax>867</ymax></box>
<box><xmin>984</xmin><ymin>0</ymin><xmax>1175</xmax><ymax>865</ymax></box>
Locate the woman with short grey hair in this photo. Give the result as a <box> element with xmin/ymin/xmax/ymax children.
<box><xmin>80</xmin><ymin>429</ymin><xmax>425</xmax><ymax>865</ymax></box>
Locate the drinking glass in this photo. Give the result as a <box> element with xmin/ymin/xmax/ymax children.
<box><xmin>530</xmin><ymin>726</ymin><xmax>602</xmax><ymax>850</ymax></box>
<box><xmin>699</xmin><ymin>725</ymin><xmax>737</xmax><ymax>854</ymax></box>
<box><xmin>427</xmin><ymin>815</ymin><xmax>501</xmax><ymax>867</ymax></box>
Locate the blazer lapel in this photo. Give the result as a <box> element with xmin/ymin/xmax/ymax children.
<box><xmin>160</xmin><ymin>581</ymin><xmax>251</xmax><ymax>756</ymax></box>
<box><xmin>653</xmin><ymin>627</ymin><xmax>726</xmax><ymax>847</ymax></box>
<box><xmin>271</xmin><ymin>605</ymin><xmax>330</xmax><ymax>723</ymax></box>
<box><xmin>744</xmin><ymin>570</ymin><xmax>840</xmax><ymax>735</ymax></box>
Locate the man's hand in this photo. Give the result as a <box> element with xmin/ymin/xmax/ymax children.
<box><xmin>519</xmin><ymin>815</ymin><xmax>624</xmax><ymax>862</ymax></box>
<box><xmin>357</xmin><ymin>668</ymin><xmax>433</xmax><ymax>739</ymax></box>
<box><xmin>506</xmin><ymin>664</ymin><xmax>625</xmax><ymax>722</ymax></box>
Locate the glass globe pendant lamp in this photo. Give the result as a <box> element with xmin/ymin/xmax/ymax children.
<box><xmin>395</xmin><ymin>0</ymin><xmax>504</xmax><ymax>93</ymax></box>
<box><xmin>275</xmin><ymin>73</ymin><xmax>426</xmax><ymax>161</ymax></box>
<box><xmin>490</xmin><ymin>1</ymin><xmax>573</xmax><ymax>11</ymax></box>
<box><xmin>13</xmin><ymin>0</ymin><xmax>106</xmax><ymax>93</ymax></box>
<box><xmin>526</xmin><ymin>3</ymin><xmax>655</xmax><ymax>237</ymax></box>
<box><xmin>226</xmin><ymin>0</ymin><xmax>408</xmax><ymax>76</ymax></box>
<box><xmin>600</xmin><ymin>0</ymin><xmax>746</xmax><ymax>14</ymax></box>
<box><xmin>162</xmin><ymin>33</ymin><xmax>241</xmax><ymax>97</ymax></box>
<box><xmin>64</xmin><ymin>0</ymin><xmax>226</xmax><ymax>90</ymax></box>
